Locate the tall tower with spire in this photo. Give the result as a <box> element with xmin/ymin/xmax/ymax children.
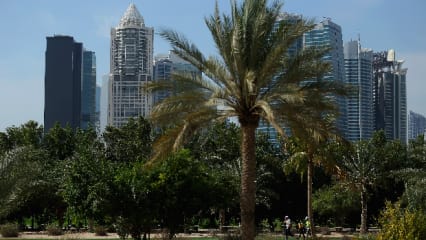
<box><xmin>108</xmin><ymin>4</ymin><xmax>154</xmax><ymax>127</ymax></box>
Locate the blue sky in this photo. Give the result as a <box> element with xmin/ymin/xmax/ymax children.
<box><xmin>0</xmin><ymin>0</ymin><xmax>425</xmax><ymax>131</ymax></box>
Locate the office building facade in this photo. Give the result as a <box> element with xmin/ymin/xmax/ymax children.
<box><xmin>44</xmin><ymin>35</ymin><xmax>82</xmax><ymax>132</ymax></box>
<box><xmin>373</xmin><ymin>50</ymin><xmax>408</xmax><ymax>143</ymax></box>
<box><xmin>81</xmin><ymin>50</ymin><xmax>97</xmax><ymax>129</ymax></box>
<box><xmin>303</xmin><ymin>18</ymin><xmax>347</xmax><ymax>137</ymax></box>
<box><xmin>153</xmin><ymin>52</ymin><xmax>202</xmax><ymax>106</ymax></box>
<box><xmin>408</xmin><ymin>111</ymin><xmax>426</xmax><ymax>140</ymax></box>
<box><xmin>344</xmin><ymin>40</ymin><xmax>374</xmax><ymax>141</ymax></box>
<box><xmin>108</xmin><ymin>3</ymin><xmax>154</xmax><ymax>127</ymax></box>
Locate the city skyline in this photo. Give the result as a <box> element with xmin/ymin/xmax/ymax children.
<box><xmin>1</xmin><ymin>0</ymin><xmax>425</xmax><ymax>131</ymax></box>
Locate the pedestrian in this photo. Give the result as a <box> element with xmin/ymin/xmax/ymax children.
<box><xmin>305</xmin><ymin>216</ymin><xmax>311</xmax><ymax>237</ymax></box>
<box><xmin>297</xmin><ymin>219</ymin><xmax>306</xmax><ymax>239</ymax></box>
<box><xmin>284</xmin><ymin>216</ymin><xmax>293</xmax><ymax>240</ymax></box>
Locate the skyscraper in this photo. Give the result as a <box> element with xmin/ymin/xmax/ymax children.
<box><xmin>408</xmin><ymin>111</ymin><xmax>426</xmax><ymax>140</ymax></box>
<box><xmin>344</xmin><ymin>40</ymin><xmax>374</xmax><ymax>141</ymax></box>
<box><xmin>44</xmin><ymin>35</ymin><xmax>82</xmax><ymax>132</ymax></box>
<box><xmin>303</xmin><ymin>18</ymin><xmax>347</xmax><ymax>136</ymax></box>
<box><xmin>257</xmin><ymin>13</ymin><xmax>304</xmax><ymax>146</ymax></box>
<box><xmin>81</xmin><ymin>50</ymin><xmax>97</xmax><ymax>129</ymax></box>
<box><xmin>373</xmin><ymin>50</ymin><xmax>408</xmax><ymax>143</ymax></box>
<box><xmin>109</xmin><ymin>3</ymin><xmax>154</xmax><ymax>127</ymax></box>
<box><xmin>153</xmin><ymin>52</ymin><xmax>202</xmax><ymax>106</ymax></box>
<box><xmin>100</xmin><ymin>75</ymin><xmax>109</xmax><ymax>132</ymax></box>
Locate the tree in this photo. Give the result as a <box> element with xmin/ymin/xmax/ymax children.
<box><xmin>338</xmin><ymin>131</ymin><xmax>390</xmax><ymax>234</ymax></box>
<box><xmin>187</xmin><ymin>122</ymin><xmax>240</xmax><ymax>227</ymax></box>
<box><xmin>61</xmin><ymin>128</ymin><xmax>109</xmax><ymax>227</ymax></box>
<box><xmin>42</xmin><ymin>123</ymin><xmax>76</xmax><ymax>160</ymax></box>
<box><xmin>284</xmin><ymin>114</ymin><xmax>343</xmax><ymax>235</ymax></box>
<box><xmin>3</xmin><ymin>121</ymin><xmax>43</xmax><ymax>150</ymax></box>
<box><xmin>150</xmin><ymin>149</ymin><xmax>215</xmax><ymax>239</ymax></box>
<box><xmin>146</xmin><ymin>1</ymin><xmax>345</xmax><ymax>239</ymax></box>
<box><xmin>313</xmin><ymin>182</ymin><xmax>359</xmax><ymax>226</ymax></box>
<box><xmin>399</xmin><ymin>135</ymin><xmax>426</xmax><ymax>211</ymax></box>
<box><xmin>103</xmin><ymin>117</ymin><xmax>152</xmax><ymax>163</ymax></box>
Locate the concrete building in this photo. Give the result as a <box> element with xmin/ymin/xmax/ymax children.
<box><xmin>44</xmin><ymin>35</ymin><xmax>82</xmax><ymax>132</ymax></box>
<box><xmin>344</xmin><ymin>40</ymin><xmax>374</xmax><ymax>141</ymax></box>
<box><xmin>108</xmin><ymin>3</ymin><xmax>154</xmax><ymax>127</ymax></box>
<box><xmin>373</xmin><ymin>50</ymin><xmax>408</xmax><ymax>143</ymax></box>
<box><xmin>408</xmin><ymin>111</ymin><xmax>426</xmax><ymax>140</ymax></box>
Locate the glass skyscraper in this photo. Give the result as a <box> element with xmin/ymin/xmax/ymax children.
<box><xmin>44</xmin><ymin>35</ymin><xmax>82</xmax><ymax>132</ymax></box>
<box><xmin>108</xmin><ymin>3</ymin><xmax>154</xmax><ymax>127</ymax></box>
<box><xmin>408</xmin><ymin>111</ymin><xmax>426</xmax><ymax>140</ymax></box>
<box><xmin>153</xmin><ymin>52</ymin><xmax>202</xmax><ymax>106</ymax></box>
<box><xmin>373</xmin><ymin>50</ymin><xmax>408</xmax><ymax>143</ymax></box>
<box><xmin>303</xmin><ymin>18</ymin><xmax>347</xmax><ymax>137</ymax></box>
<box><xmin>81</xmin><ymin>50</ymin><xmax>97</xmax><ymax>129</ymax></box>
<box><xmin>344</xmin><ymin>40</ymin><xmax>374</xmax><ymax>141</ymax></box>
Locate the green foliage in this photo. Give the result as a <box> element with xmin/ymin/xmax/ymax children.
<box><xmin>61</xmin><ymin>128</ymin><xmax>112</xmax><ymax>224</ymax></box>
<box><xmin>103</xmin><ymin>117</ymin><xmax>152</xmax><ymax>163</ymax></box>
<box><xmin>42</xmin><ymin>123</ymin><xmax>75</xmax><ymax>160</ymax></box>
<box><xmin>272</xmin><ymin>218</ymin><xmax>282</xmax><ymax>232</ymax></box>
<box><xmin>377</xmin><ymin>201</ymin><xmax>426</xmax><ymax>240</ymax></box>
<box><xmin>313</xmin><ymin>183</ymin><xmax>359</xmax><ymax>226</ymax></box>
<box><xmin>259</xmin><ymin>219</ymin><xmax>270</xmax><ymax>232</ymax></box>
<box><xmin>399</xmin><ymin>135</ymin><xmax>426</xmax><ymax>212</ymax></box>
<box><xmin>4</xmin><ymin>121</ymin><xmax>43</xmax><ymax>149</ymax></box>
<box><xmin>151</xmin><ymin>149</ymin><xmax>216</xmax><ymax>237</ymax></box>
<box><xmin>0</xmin><ymin>223</ymin><xmax>19</xmax><ymax>237</ymax></box>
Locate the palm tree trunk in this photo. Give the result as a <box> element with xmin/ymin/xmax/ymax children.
<box><xmin>360</xmin><ymin>185</ymin><xmax>368</xmax><ymax>234</ymax></box>
<box><xmin>240</xmin><ymin>121</ymin><xmax>257</xmax><ymax>240</ymax></box>
<box><xmin>307</xmin><ymin>159</ymin><xmax>315</xmax><ymax>237</ymax></box>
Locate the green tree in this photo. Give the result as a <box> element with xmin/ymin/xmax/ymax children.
<box><xmin>338</xmin><ymin>131</ymin><xmax>391</xmax><ymax>234</ymax></box>
<box><xmin>42</xmin><ymin>123</ymin><xmax>76</xmax><ymax>160</ymax></box>
<box><xmin>313</xmin><ymin>182</ymin><xmax>359</xmax><ymax>226</ymax></box>
<box><xmin>146</xmin><ymin>1</ymin><xmax>345</xmax><ymax>239</ymax></box>
<box><xmin>3</xmin><ymin>120</ymin><xmax>43</xmax><ymax>150</ymax></box>
<box><xmin>150</xmin><ymin>149</ymin><xmax>215</xmax><ymax>239</ymax></box>
<box><xmin>0</xmin><ymin>146</ymin><xmax>64</xmax><ymax>226</ymax></box>
<box><xmin>187</xmin><ymin>122</ymin><xmax>240</xmax><ymax>227</ymax></box>
<box><xmin>103</xmin><ymin>117</ymin><xmax>152</xmax><ymax>163</ymax></box>
<box><xmin>284</xmin><ymin>115</ymin><xmax>343</xmax><ymax>235</ymax></box>
<box><xmin>61</xmin><ymin>128</ymin><xmax>109</xmax><ymax>227</ymax></box>
<box><xmin>399</xmin><ymin>135</ymin><xmax>426</xmax><ymax>211</ymax></box>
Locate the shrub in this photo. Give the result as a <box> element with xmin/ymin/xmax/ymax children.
<box><xmin>272</xmin><ymin>218</ymin><xmax>282</xmax><ymax>232</ymax></box>
<box><xmin>46</xmin><ymin>224</ymin><xmax>63</xmax><ymax>236</ymax></box>
<box><xmin>94</xmin><ymin>225</ymin><xmax>108</xmax><ymax>236</ymax></box>
<box><xmin>376</xmin><ymin>201</ymin><xmax>426</xmax><ymax>240</ymax></box>
<box><xmin>0</xmin><ymin>223</ymin><xmax>19</xmax><ymax>237</ymax></box>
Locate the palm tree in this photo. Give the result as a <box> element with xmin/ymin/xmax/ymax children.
<box><xmin>285</xmin><ymin>111</ymin><xmax>344</xmax><ymax>236</ymax></box>
<box><xmin>147</xmin><ymin>1</ymin><xmax>346</xmax><ymax>239</ymax></box>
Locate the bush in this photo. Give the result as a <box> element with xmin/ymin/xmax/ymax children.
<box><xmin>0</xmin><ymin>223</ymin><xmax>19</xmax><ymax>237</ymax></box>
<box><xmin>376</xmin><ymin>201</ymin><xmax>426</xmax><ymax>240</ymax></box>
<box><xmin>46</xmin><ymin>224</ymin><xmax>63</xmax><ymax>236</ymax></box>
<box><xmin>272</xmin><ymin>218</ymin><xmax>282</xmax><ymax>232</ymax></box>
<box><xmin>94</xmin><ymin>225</ymin><xmax>108</xmax><ymax>236</ymax></box>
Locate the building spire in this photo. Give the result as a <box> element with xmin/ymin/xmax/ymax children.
<box><xmin>118</xmin><ymin>3</ymin><xmax>144</xmax><ymax>28</ymax></box>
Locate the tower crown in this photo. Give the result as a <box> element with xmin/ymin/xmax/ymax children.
<box><xmin>118</xmin><ymin>3</ymin><xmax>144</xmax><ymax>28</ymax></box>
